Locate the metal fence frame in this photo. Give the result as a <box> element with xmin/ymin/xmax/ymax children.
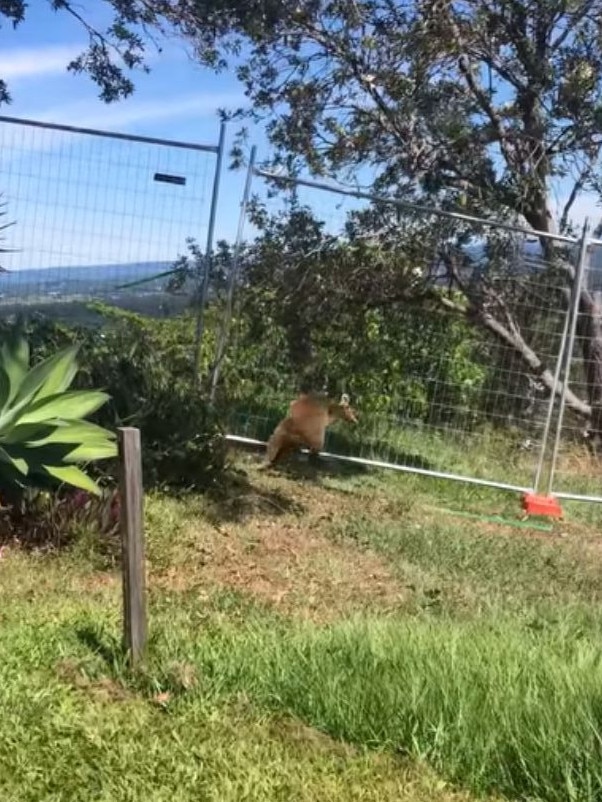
<box><xmin>0</xmin><ymin>113</ymin><xmax>226</xmax><ymax>381</ymax></box>
<box><xmin>546</xmin><ymin>230</ymin><xmax>602</xmax><ymax>505</ymax></box>
<box><xmin>4</xmin><ymin>113</ymin><xmax>600</xmax><ymax>506</ymax></box>
<box><xmin>220</xmin><ymin>160</ymin><xmax>602</xmax><ymax>504</ymax></box>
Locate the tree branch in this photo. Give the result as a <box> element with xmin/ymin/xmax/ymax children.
<box><xmin>475</xmin><ymin>307</ymin><xmax>591</xmax><ymax>418</ymax></box>
<box><xmin>560</xmin><ymin>175</ymin><xmax>588</xmax><ymax>235</ymax></box>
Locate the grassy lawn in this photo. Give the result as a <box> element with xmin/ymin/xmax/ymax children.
<box><xmin>2</xmin><ymin>450</ymin><xmax>602</xmax><ymax>801</ymax></box>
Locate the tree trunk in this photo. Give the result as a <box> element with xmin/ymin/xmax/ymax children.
<box><xmin>471</xmin><ymin>306</ymin><xmax>591</xmax><ymax>418</ymax></box>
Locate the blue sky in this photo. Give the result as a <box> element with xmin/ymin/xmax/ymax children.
<box><xmin>0</xmin><ymin>3</ymin><xmax>599</xmax><ymax>272</ymax></box>
<box><xmin>0</xmin><ymin>3</ymin><xmax>265</xmax><ymax>270</ymax></box>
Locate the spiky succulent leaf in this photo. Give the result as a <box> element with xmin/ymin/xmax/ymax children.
<box><xmin>34</xmin><ymin>344</ymin><xmax>80</xmax><ymax>401</ymax></box>
<box><xmin>0</xmin><ymin>366</ymin><xmax>10</xmax><ymax>411</ymax></box>
<box><xmin>22</xmin><ymin>420</ymin><xmax>115</xmax><ymax>447</ymax></box>
<box><xmin>0</xmin><ymin>334</ymin><xmax>29</xmax><ymax>407</ymax></box>
<box><xmin>42</xmin><ymin>464</ymin><xmax>102</xmax><ymax>495</ymax></box>
<box><xmin>19</xmin><ymin>391</ymin><xmax>111</xmax><ymax>426</ymax></box>
<box><xmin>0</xmin><ymin>337</ymin><xmax>115</xmax><ymax>496</ymax></box>
<box><xmin>0</xmin><ymin>423</ymin><xmax>55</xmax><ymax>444</ymax></box>
<box><xmin>9</xmin><ymin>435</ymin><xmax>117</xmax><ymax>467</ymax></box>
<box><xmin>12</xmin><ymin>344</ymin><xmax>80</xmax><ymax>409</ymax></box>
<box><xmin>0</xmin><ymin>445</ymin><xmax>27</xmax><ymax>475</ymax></box>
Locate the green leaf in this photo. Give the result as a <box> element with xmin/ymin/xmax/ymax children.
<box><xmin>18</xmin><ymin>435</ymin><xmax>117</xmax><ymax>465</ymax></box>
<box><xmin>35</xmin><ymin>343</ymin><xmax>80</xmax><ymax>400</ymax></box>
<box><xmin>0</xmin><ymin>391</ymin><xmax>43</xmax><ymax>437</ymax></box>
<box><xmin>4</xmin><ymin>441</ymin><xmax>75</xmax><ymax>467</ymax></box>
<box><xmin>12</xmin><ymin>344</ymin><xmax>80</xmax><ymax>409</ymax></box>
<box><xmin>0</xmin><ymin>445</ymin><xmax>28</xmax><ymax>475</ymax></box>
<box><xmin>42</xmin><ymin>464</ymin><xmax>102</xmax><ymax>495</ymax></box>
<box><xmin>0</xmin><ymin>336</ymin><xmax>113</xmax><ymax>498</ymax></box>
<box><xmin>60</xmin><ymin>439</ymin><xmax>118</xmax><ymax>462</ymax></box>
<box><xmin>0</xmin><ymin>334</ymin><xmax>29</xmax><ymax>406</ymax></box>
<box><xmin>19</xmin><ymin>390</ymin><xmax>111</xmax><ymax>425</ymax></box>
<box><xmin>0</xmin><ymin>423</ymin><xmax>55</xmax><ymax>444</ymax></box>
<box><xmin>23</xmin><ymin>420</ymin><xmax>115</xmax><ymax>447</ymax></box>
<box><xmin>8</xmin><ymin>437</ymin><xmax>115</xmax><ymax>469</ymax></box>
<box><xmin>0</xmin><ymin>460</ymin><xmax>27</xmax><ymax>491</ymax></box>
<box><xmin>0</xmin><ymin>366</ymin><xmax>10</xmax><ymax>411</ymax></box>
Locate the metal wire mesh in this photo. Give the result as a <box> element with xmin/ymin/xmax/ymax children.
<box><xmin>547</xmin><ymin>238</ymin><xmax>602</xmax><ymax>503</ymax></box>
<box><xmin>0</xmin><ymin>116</ymin><xmax>218</xmax><ymax>324</ymax></box>
<box><xmin>220</xmin><ymin>168</ymin><xmax>578</xmax><ymax>493</ymax></box>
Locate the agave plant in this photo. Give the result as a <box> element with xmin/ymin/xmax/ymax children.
<box><xmin>0</xmin><ymin>333</ymin><xmax>117</xmax><ymax>497</ymax></box>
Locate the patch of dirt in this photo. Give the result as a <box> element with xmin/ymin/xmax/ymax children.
<box><xmin>56</xmin><ymin>658</ymin><xmax>133</xmax><ymax>703</ymax></box>
<box><xmin>152</xmin><ymin>456</ymin><xmax>602</xmax><ymax>620</ymax></box>
<box><xmin>153</xmin><ymin>468</ymin><xmax>406</xmax><ymax>622</ymax></box>
<box><xmin>267</xmin><ymin>715</ymin><xmax>359</xmax><ymax>758</ymax></box>
<box><xmin>207</xmin><ymin>518</ymin><xmax>405</xmax><ymax>621</ymax></box>
<box><xmin>72</xmin><ymin>572</ymin><xmax>119</xmax><ymax>593</ymax></box>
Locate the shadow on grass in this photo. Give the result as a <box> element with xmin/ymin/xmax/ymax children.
<box><xmin>323</xmin><ymin>428</ymin><xmax>437</xmax><ymax>471</ymax></box>
<box><xmin>274</xmin><ymin>455</ymin><xmax>368</xmax><ymax>482</ymax></box>
<box><xmin>205</xmin><ymin>465</ymin><xmax>307</xmax><ymax>524</ymax></box>
<box><xmin>75</xmin><ymin>622</ymin><xmax>124</xmax><ymax>669</ymax></box>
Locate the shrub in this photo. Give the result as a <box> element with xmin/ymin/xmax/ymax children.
<box><xmin>0</xmin><ymin>332</ymin><xmax>117</xmax><ymax>501</ymax></box>
<box><xmin>1</xmin><ymin>309</ymin><xmax>226</xmax><ymax>491</ymax></box>
<box><xmin>0</xmin><ymin>486</ymin><xmax>119</xmax><ymax>553</ymax></box>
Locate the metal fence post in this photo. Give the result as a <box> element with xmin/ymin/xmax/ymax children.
<box><xmin>209</xmin><ymin>146</ymin><xmax>257</xmax><ymax>402</ymax></box>
<box><xmin>192</xmin><ymin>120</ymin><xmax>227</xmax><ymax>389</ymax></box>
<box><xmin>532</xmin><ymin>250</ymin><xmax>576</xmax><ymax>494</ymax></box>
<box><xmin>546</xmin><ymin>218</ymin><xmax>590</xmax><ymax>496</ymax></box>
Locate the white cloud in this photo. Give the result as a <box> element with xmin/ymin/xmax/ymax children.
<box><xmin>0</xmin><ymin>37</ymin><xmax>174</xmax><ymax>85</ymax></box>
<box><xmin>30</xmin><ymin>92</ymin><xmax>244</xmax><ymax>131</ymax></box>
<box><xmin>0</xmin><ymin>44</ymin><xmax>82</xmax><ymax>80</ymax></box>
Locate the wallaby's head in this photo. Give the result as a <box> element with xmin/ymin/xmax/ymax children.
<box><xmin>329</xmin><ymin>393</ymin><xmax>358</xmax><ymax>424</ymax></box>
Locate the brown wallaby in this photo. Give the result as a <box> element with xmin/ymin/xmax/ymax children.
<box><xmin>261</xmin><ymin>392</ymin><xmax>358</xmax><ymax>468</ymax></box>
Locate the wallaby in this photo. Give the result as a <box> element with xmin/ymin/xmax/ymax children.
<box><xmin>261</xmin><ymin>392</ymin><xmax>358</xmax><ymax>468</ymax></box>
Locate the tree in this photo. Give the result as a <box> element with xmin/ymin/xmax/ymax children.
<box><xmin>168</xmin><ymin>0</ymin><xmax>602</xmax><ymax>439</ymax></box>
<box><xmin>0</xmin><ymin>1</ymin><xmax>164</xmax><ymax>104</ymax></box>
<box><xmin>227</xmin><ymin>198</ymin><xmax>492</xmax><ymax>436</ymax></box>
<box><xmin>0</xmin><ymin>0</ymin><xmax>253</xmax><ymax>104</ymax></box>
<box><xmin>4</xmin><ymin>1</ymin><xmax>602</xmax><ymax>438</ymax></box>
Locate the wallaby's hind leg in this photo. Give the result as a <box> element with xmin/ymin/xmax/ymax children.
<box><xmin>259</xmin><ymin>432</ymin><xmax>281</xmax><ymax>470</ymax></box>
<box><xmin>307</xmin><ymin>448</ymin><xmax>320</xmax><ymax>465</ymax></box>
<box><xmin>261</xmin><ymin>426</ymin><xmax>297</xmax><ymax>469</ymax></box>
<box><xmin>307</xmin><ymin>432</ymin><xmax>325</xmax><ymax>463</ymax></box>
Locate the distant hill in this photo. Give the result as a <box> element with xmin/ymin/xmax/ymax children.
<box><xmin>0</xmin><ymin>261</ymin><xmax>178</xmax><ymax>302</ymax></box>
<box><xmin>1</xmin><ymin>239</ymin><xmax>599</xmax><ymax>309</ymax></box>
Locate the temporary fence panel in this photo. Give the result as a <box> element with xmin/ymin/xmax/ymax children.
<box><xmin>547</xmin><ymin>233</ymin><xmax>602</xmax><ymax>505</ymax></box>
<box><xmin>218</xmin><ymin>164</ymin><xmax>580</xmax><ymax>496</ymax></box>
<box><xmin>0</xmin><ymin>115</ymin><xmax>225</xmax><ymax>326</ymax></box>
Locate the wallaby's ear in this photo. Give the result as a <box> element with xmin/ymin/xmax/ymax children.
<box><xmin>340</xmin><ymin>393</ymin><xmax>350</xmax><ymax>405</ymax></box>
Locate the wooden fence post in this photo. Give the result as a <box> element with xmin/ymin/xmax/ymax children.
<box><xmin>118</xmin><ymin>426</ymin><xmax>147</xmax><ymax>665</ymax></box>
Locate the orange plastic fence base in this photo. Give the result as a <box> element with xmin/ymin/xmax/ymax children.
<box><xmin>521</xmin><ymin>493</ymin><xmax>563</xmax><ymax>519</ymax></box>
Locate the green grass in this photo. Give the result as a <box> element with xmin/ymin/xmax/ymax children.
<box><xmin>0</xmin><ymin>585</ymin><xmax>456</xmax><ymax>802</ymax></box>
<box><xmin>3</xmin><ymin>457</ymin><xmax>602</xmax><ymax>801</ymax></box>
<box><xmin>146</xmin><ymin>612</ymin><xmax>602</xmax><ymax>802</ymax></box>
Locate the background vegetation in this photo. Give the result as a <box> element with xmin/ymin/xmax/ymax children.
<box><xmin>2</xmin><ymin>2</ymin><xmax>602</xmax><ymax>801</ymax></box>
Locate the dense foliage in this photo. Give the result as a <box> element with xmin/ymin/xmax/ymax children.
<box><xmin>2</xmin><ymin>1</ymin><xmax>601</xmax><ymax>437</ymax></box>
<box><xmin>0</xmin><ymin>309</ymin><xmax>226</xmax><ymax>493</ymax></box>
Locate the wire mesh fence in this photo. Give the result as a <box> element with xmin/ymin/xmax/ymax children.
<box><xmin>2</xmin><ymin>112</ymin><xmax>600</xmax><ymax>506</ymax></box>
<box><xmin>0</xmin><ymin>116</ymin><xmax>221</xmax><ymax>326</ymax></box>
<box><xmin>547</xmin><ymin>237</ymin><xmax>602</xmax><ymax>504</ymax></box>
<box><xmin>217</xmin><ymin>166</ymin><xmax>583</xmax><ymax>494</ymax></box>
